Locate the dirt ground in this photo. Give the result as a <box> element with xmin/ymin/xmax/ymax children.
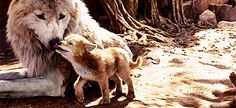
<box><xmin>0</xmin><ymin>28</ymin><xmax>236</xmax><ymax>108</ymax></box>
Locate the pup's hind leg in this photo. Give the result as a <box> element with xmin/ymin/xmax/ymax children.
<box><xmin>117</xmin><ymin>70</ymin><xmax>135</xmax><ymax>99</ymax></box>
<box><xmin>98</xmin><ymin>77</ymin><xmax>110</xmax><ymax>104</ymax></box>
<box><xmin>74</xmin><ymin>76</ymin><xmax>87</xmax><ymax>103</ymax></box>
<box><xmin>110</xmin><ymin>74</ymin><xmax>122</xmax><ymax>96</ymax></box>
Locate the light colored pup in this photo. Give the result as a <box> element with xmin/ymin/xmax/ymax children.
<box><xmin>55</xmin><ymin>34</ymin><xmax>142</xmax><ymax>104</ymax></box>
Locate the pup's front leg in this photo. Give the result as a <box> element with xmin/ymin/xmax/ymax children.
<box><xmin>74</xmin><ymin>76</ymin><xmax>87</xmax><ymax>103</ymax></box>
<box><xmin>98</xmin><ymin>77</ymin><xmax>110</xmax><ymax>104</ymax></box>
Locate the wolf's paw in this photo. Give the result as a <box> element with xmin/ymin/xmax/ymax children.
<box><xmin>99</xmin><ymin>99</ymin><xmax>111</xmax><ymax>105</ymax></box>
<box><xmin>212</xmin><ymin>90</ymin><xmax>224</xmax><ymax>97</ymax></box>
<box><xmin>210</xmin><ymin>101</ymin><xmax>232</xmax><ymax>108</ymax></box>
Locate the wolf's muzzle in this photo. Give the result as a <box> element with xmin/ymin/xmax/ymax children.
<box><xmin>49</xmin><ymin>37</ymin><xmax>62</xmax><ymax>51</ymax></box>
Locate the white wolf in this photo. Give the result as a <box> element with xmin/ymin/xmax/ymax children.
<box><xmin>0</xmin><ymin>0</ymin><xmax>131</xmax><ymax>98</ymax></box>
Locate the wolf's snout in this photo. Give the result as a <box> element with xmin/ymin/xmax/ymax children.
<box><xmin>49</xmin><ymin>37</ymin><xmax>62</xmax><ymax>51</ymax></box>
<box><xmin>53</xmin><ymin>35</ymin><xmax>59</xmax><ymax>39</ymax></box>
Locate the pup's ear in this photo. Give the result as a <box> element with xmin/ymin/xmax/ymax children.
<box><xmin>84</xmin><ymin>43</ymin><xmax>97</xmax><ymax>51</ymax></box>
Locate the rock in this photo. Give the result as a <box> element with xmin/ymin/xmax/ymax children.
<box><xmin>209</xmin><ymin>4</ymin><xmax>236</xmax><ymax>21</ymax></box>
<box><xmin>209</xmin><ymin>0</ymin><xmax>228</xmax><ymax>4</ymax></box>
<box><xmin>184</xmin><ymin>0</ymin><xmax>231</xmax><ymax>20</ymax></box>
<box><xmin>184</xmin><ymin>0</ymin><xmax>210</xmax><ymax>20</ymax></box>
<box><xmin>217</xmin><ymin>21</ymin><xmax>236</xmax><ymax>28</ymax></box>
<box><xmin>198</xmin><ymin>9</ymin><xmax>217</xmax><ymax>27</ymax></box>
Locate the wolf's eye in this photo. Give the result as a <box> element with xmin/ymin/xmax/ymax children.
<box><xmin>59</xmin><ymin>13</ymin><xmax>65</xmax><ymax>20</ymax></box>
<box><xmin>35</xmin><ymin>13</ymin><xmax>46</xmax><ymax>20</ymax></box>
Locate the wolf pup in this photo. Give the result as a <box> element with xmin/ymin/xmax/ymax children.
<box><xmin>55</xmin><ymin>34</ymin><xmax>142</xmax><ymax>104</ymax></box>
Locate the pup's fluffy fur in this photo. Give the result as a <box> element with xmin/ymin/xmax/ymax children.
<box><xmin>56</xmin><ymin>34</ymin><xmax>142</xmax><ymax>104</ymax></box>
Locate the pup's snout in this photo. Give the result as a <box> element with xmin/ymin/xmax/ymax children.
<box><xmin>56</xmin><ymin>41</ymin><xmax>62</xmax><ymax>45</ymax></box>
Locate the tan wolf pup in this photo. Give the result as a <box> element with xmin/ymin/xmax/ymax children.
<box><xmin>55</xmin><ymin>34</ymin><xmax>142</xmax><ymax>104</ymax></box>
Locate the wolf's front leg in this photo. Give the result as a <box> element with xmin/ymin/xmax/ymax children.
<box><xmin>0</xmin><ymin>68</ymin><xmax>27</xmax><ymax>80</ymax></box>
<box><xmin>0</xmin><ymin>72</ymin><xmax>65</xmax><ymax>98</ymax></box>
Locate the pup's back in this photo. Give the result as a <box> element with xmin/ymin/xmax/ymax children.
<box><xmin>106</xmin><ymin>47</ymin><xmax>142</xmax><ymax>69</ymax></box>
<box><xmin>91</xmin><ymin>47</ymin><xmax>142</xmax><ymax>72</ymax></box>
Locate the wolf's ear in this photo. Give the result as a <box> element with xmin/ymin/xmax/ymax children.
<box><xmin>8</xmin><ymin>0</ymin><xmax>20</xmax><ymax>11</ymax></box>
<box><xmin>84</xmin><ymin>43</ymin><xmax>97</xmax><ymax>52</ymax></box>
<box><xmin>69</xmin><ymin>0</ymin><xmax>79</xmax><ymax>9</ymax></box>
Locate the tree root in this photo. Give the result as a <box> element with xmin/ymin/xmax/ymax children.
<box><xmin>101</xmin><ymin>0</ymin><xmax>174</xmax><ymax>45</ymax></box>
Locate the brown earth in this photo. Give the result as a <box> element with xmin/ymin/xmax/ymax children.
<box><xmin>0</xmin><ymin>28</ymin><xmax>236</xmax><ymax>107</ymax></box>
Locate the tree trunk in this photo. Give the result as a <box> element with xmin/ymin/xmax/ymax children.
<box><xmin>0</xmin><ymin>0</ymin><xmax>12</xmax><ymax>55</ymax></box>
<box><xmin>170</xmin><ymin>0</ymin><xmax>187</xmax><ymax>25</ymax></box>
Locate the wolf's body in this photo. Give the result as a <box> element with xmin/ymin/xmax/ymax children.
<box><xmin>55</xmin><ymin>35</ymin><xmax>141</xmax><ymax>104</ymax></box>
<box><xmin>0</xmin><ymin>0</ymin><xmax>131</xmax><ymax>98</ymax></box>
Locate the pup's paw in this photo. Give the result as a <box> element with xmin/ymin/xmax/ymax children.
<box><xmin>112</xmin><ymin>90</ymin><xmax>124</xmax><ymax>97</ymax></box>
<box><xmin>127</xmin><ymin>92</ymin><xmax>135</xmax><ymax>99</ymax></box>
<box><xmin>76</xmin><ymin>97</ymin><xmax>85</xmax><ymax>103</ymax></box>
<box><xmin>99</xmin><ymin>99</ymin><xmax>111</xmax><ymax>105</ymax></box>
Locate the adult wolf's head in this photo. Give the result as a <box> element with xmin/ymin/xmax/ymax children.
<box><xmin>7</xmin><ymin>0</ymin><xmax>79</xmax><ymax>49</ymax></box>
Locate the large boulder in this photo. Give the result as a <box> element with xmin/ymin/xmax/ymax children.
<box><xmin>198</xmin><ymin>9</ymin><xmax>217</xmax><ymax>27</ymax></box>
<box><xmin>209</xmin><ymin>3</ymin><xmax>236</xmax><ymax>21</ymax></box>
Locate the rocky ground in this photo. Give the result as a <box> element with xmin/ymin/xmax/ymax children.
<box><xmin>0</xmin><ymin>27</ymin><xmax>236</xmax><ymax>107</ymax></box>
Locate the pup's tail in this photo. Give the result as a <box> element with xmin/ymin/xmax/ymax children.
<box><xmin>129</xmin><ymin>56</ymin><xmax>142</xmax><ymax>69</ymax></box>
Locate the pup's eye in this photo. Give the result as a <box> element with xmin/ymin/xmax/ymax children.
<box><xmin>68</xmin><ymin>42</ymin><xmax>73</xmax><ymax>45</ymax></box>
<box><xmin>59</xmin><ymin>13</ymin><xmax>65</xmax><ymax>20</ymax></box>
<box><xmin>35</xmin><ymin>13</ymin><xmax>46</xmax><ymax>20</ymax></box>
